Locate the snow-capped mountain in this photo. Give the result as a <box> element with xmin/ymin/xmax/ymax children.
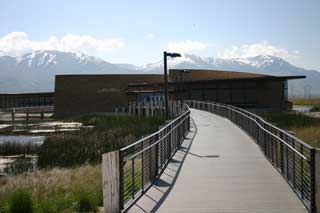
<box><xmin>0</xmin><ymin>50</ymin><xmax>319</xmax><ymax>96</ymax></box>
<box><xmin>0</xmin><ymin>50</ymin><xmax>138</xmax><ymax>93</ymax></box>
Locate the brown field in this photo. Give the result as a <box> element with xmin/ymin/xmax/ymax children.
<box><xmin>290</xmin><ymin>98</ymin><xmax>320</xmax><ymax>106</ymax></box>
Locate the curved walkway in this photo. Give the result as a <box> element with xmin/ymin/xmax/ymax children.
<box><xmin>128</xmin><ymin>109</ymin><xmax>307</xmax><ymax>212</ymax></box>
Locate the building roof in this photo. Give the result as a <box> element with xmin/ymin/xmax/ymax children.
<box><xmin>0</xmin><ymin>92</ymin><xmax>54</xmax><ymax>96</ymax></box>
<box><xmin>170</xmin><ymin>69</ymin><xmax>270</xmax><ymax>81</ymax></box>
<box><xmin>127</xmin><ymin>69</ymin><xmax>305</xmax><ymax>87</ymax></box>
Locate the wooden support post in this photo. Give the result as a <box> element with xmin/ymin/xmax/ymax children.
<box><xmin>133</xmin><ymin>102</ymin><xmax>136</xmax><ymax>116</ymax></box>
<box><xmin>41</xmin><ymin>112</ymin><xmax>44</xmax><ymax>120</ymax></box>
<box><xmin>26</xmin><ymin>112</ymin><xmax>29</xmax><ymax>121</ymax></box>
<box><xmin>151</xmin><ymin>101</ymin><xmax>154</xmax><ymax>117</ymax></box>
<box><xmin>128</xmin><ymin>103</ymin><xmax>131</xmax><ymax>115</ymax></box>
<box><xmin>102</xmin><ymin>151</ymin><xmax>120</xmax><ymax>213</ymax></box>
<box><xmin>137</xmin><ymin>103</ymin><xmax>141</xmax><ymax>117</ymax></box>
<box><xmin>145</xmin><ymin>102</ymin><xmax>150</xmax><ymax>117</ymax></box>
<box><xmin>11</xmin><ymin>108</ymin><xmax>15</xmax><ymax>121</ymax></box>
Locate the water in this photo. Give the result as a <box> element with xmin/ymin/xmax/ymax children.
<box><xmin>0</xmin><ymin>135</ymin><xmax>44</xmax><ymax>176</ymax></box>
<box><xmin>293</xmin><ymin>106</ymin><xmax>314</xmax><ymax>113</ymax></box>
<box><xmin>0</xmin><ymin>135</ymin><xmax>45</xmax><ymax>144</ymax></box>
<box><xmin>0</xmin><ymin>156</ymin><xmax>37</xmax><ymax>176</ymax></box>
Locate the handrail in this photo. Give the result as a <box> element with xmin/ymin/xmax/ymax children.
<box><xmin>118</xmin><ymin>104</ymin><xmax>191</xmax><ymax>210</ymax></box>
<box><xmin>203</xmin><ymin>102</ymin><xmax>308</xmax><ymax>160</ymax></box>
<box><xmin>125</xmin><ymin>115</ymin><xmax>190</xmax><ymax>161</ymax></box>
<box><xmin>120</xmin><ymin>104</ymin><xmax>190</xmax><ymax>152</ymax></box>
<box><xmin>225</xmin><ymin>102</ymin><xmax>313</xmax><ymax>149</ymax></box>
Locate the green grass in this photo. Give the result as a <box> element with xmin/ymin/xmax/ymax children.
<box><xmin>9</xmin><ymin>190</ymin><xmax>33</xmax><ymax>213</ymax></box>
<box><xmin>0</xmin><ymin>164</ymin><xmax>102</xmax><ymax>212</ymax></box>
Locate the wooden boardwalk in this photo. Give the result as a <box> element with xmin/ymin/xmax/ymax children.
<box><xmin>128</xmin><ymin>109</ymin><xmax>307</xmax><ymax>213</ymax></box>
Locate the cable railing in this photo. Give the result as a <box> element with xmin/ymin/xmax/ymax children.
<box><xmin>186</xmin><ymin>100</ymin><xmax>315</xmax><ymax>212</ymax></box>
<box><xmin>118</xmin><ymin>104</ymin><xmax>190</xmax><ymax>211</ymax></box>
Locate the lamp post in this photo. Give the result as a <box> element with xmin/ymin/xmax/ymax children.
<box><xmin>163</xmin><ymin>51</ymin><xmax>181</xmax><ymax>118</ymax></box>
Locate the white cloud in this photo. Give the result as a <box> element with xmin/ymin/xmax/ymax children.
<box><xmin>167</xmin><ymin>40</ymin><xmax>209</xmax><ymax>53</ymax></box>
<box><xmin>217</xmin><ymin>41</ymin><xmax>299</xmax><ymax>59</ymax></box>
<box><xmin>0</xmin><ymin>32</ymin><xmax>125</xmax><ymax>56</ymax></box>
<box><xmin>144</xmin><ymin>33</ymin><xmax>155</xmax><ymax>39</ymax></box>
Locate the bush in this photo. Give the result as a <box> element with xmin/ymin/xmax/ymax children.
<box><xmin>9</xmin><ymin>190</ymin><xmax>33</xmax><ymax>213</ymax></box>
<box><xmin>76</xmin><ymin>194</ymin><xmax>95</xmax><ymax>212</ymax></box>
<box><xmin>311</xmin><ymin>106</ymin><xmax>320</xmax><ymax>112</ymax></box>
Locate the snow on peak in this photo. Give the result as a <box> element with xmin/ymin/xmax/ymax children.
<box><xmin>16</xmin><ymin>50</ymin><xmax>58</xmax><ymax>67</ymax></box>
<box><xmin>13</xmin><ymin>50</ymin><xmax>107</xmax><ymax>68</ymax></box>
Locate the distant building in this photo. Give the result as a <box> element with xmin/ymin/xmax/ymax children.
<box><xmin>0</xmin><ymin>92</ymin><xmax>54</xmax><ymax>108</ymax></box>
<box><xmin>54</xmin><ymin>69</ymin><xmax>305</xmax><ymax>117</ymax></box>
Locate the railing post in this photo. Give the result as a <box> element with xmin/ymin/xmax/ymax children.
<box><xmin>311</xmin><ymin>148</ymin><xmax>316</xmax><ymax>212</ymax></box>
<box><xmin>155</xmin><ymin>133</ymin><xmax>160</xmax><ymax>176</ymax></box>
<box><xmin>102</xmin><ymin>151</ymin><xmax>120</xmax><ymax>213</ymax></box>
<box><xmin>313</xmin><ymin>148</ymin><xmax>320</xmax><ymax>213</ymax></box>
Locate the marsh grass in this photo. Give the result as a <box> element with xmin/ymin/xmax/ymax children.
<box><xmin>72</xmin><ymin>115</ymin><xmax>166</xmax><ymax>138</ymax></box>
<box><xmin>0</xmin><ymin>115</ymin><xmax>166</xmax><ymax>211</ymax></box>
<box><xmin>38</xmin><ymin>115</ymin><xmax>166</xmax><ymax>168</ymax></box>
<box><xmin>259</xmin><ymin>112</ymin><xmax>320</xmax><ymax>148</ymax></box>
<box><xmin>0</xmin><ymin>141</ymin><xmax>40</xmax><ymax>156</ymax></box>
<box><xmin>260</xmin><ymin>112</ymin><xmax>320</xmax><ymax>128</ymax></box>
<box><xmin>0</xmin><ymin>164</ymin><xmax>102</xmax><ymax>212</ymax></box>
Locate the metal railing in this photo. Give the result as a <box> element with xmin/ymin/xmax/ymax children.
<box><xmin>186</xmin><ymin>100</ymin><xmax>315</xmax><ymax>212</ymax></box>
<box><xmin>118</xmin><ymin>104</ymin><xmax>190</xmax><ymax>210</ymax></box>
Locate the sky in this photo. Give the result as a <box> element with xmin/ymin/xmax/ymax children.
<box><xmin>0</xmin><ymin>0</ymin><xmax>319</xmax><ymax>70</ymax></box>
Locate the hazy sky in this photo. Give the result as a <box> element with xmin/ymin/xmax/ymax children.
<box><xmin>0</xmin><ymin>0</ymin><xmax>319</xmax><ymax>69</ymax></box>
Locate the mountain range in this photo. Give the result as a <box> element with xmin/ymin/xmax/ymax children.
<box><xmin>0</xmin><ymin>50</ymin><xmax>319</xmax><ymax>96</ymax></box>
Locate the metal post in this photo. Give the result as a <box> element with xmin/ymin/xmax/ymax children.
<box><xmin>310</xmin><ymin>148</ymin><xmax>316</xmax><ymax>212</ymax></box>
<box><xmin>180</xmin><ymin>71</ymin><xmax>183</xmax><ymax>109</ymax></box>
<box><xmin>164</xmin><ymin>52</ymin><xmax>169</xmax><ymax>119</ymax></box>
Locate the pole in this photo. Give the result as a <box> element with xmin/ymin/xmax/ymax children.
<box><xmin>180</xmin><ymin>71</ymin><xmax>183</xmax><ymax>109</ymax></box>
<box><xmin>164</xmin><ymin>52</ymin><xmax>169</xmax><ymax>119</ymax></box>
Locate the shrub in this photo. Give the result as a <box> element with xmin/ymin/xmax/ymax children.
<box><xmin>9</xmin><ymin>190</ymin><xmax>33</xmax><ymax>213</ymax></box>
<box><xmin>76</xmin><ymin>194</ymin><xmax>95</xmax><ymax>212</ymax></box>
<box><xmin>311</xmin><ymin>106</ymin><xmax>320</xmax><ymax>112</ymax></box>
